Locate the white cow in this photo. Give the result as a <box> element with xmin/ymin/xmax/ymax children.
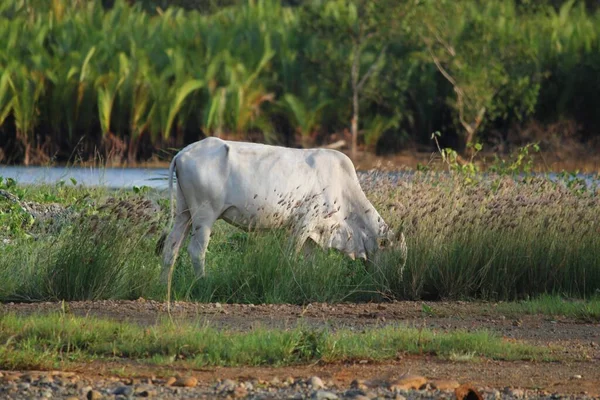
<box><xmin>157</xmin><ymin>137</ymin><xmax>406</xmax><ymax>282</ymax></box>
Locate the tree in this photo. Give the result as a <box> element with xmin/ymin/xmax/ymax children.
<box><xmin>414</xmin><ymin>1</ymin><xmax>541</xmax><ymax>153</ymax></box>
<box><xmin>300</xmin><ymin>0</ymin><xmax>397</xmax><ymax>158</ymax></box>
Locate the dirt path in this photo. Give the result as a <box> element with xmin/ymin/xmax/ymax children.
<box><xmin>2</xmin><ymin>300</ymin><xmax>599</xmax><ymax>397</ymax></box>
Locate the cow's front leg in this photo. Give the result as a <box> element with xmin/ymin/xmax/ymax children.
<box><xmin>188</xmin><ymin>224</ymin><xmax>212</xmax><ymax>279</ymax></box>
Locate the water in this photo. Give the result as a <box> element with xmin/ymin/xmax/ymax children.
<box><xmin>0</xmin><ymin>166</ymin><xmax>597</xmax><ymax>191</ymax></box>
<box><xmin>0</xmin><ymin>166</ymin><xmax>172</xmax><ymax>190</ymax></box>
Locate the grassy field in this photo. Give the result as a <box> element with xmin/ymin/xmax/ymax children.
<box><xmin>1</xmin><ymin>167</ymin><xmax>599</xmax><ymax>305</ymax></box>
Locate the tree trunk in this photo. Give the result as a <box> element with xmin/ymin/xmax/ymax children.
<box><xmin>301</xmin><ymin>129</ymin><xmax>311</xmax><ymax>149</ymax></box>
<box><xmin>351</xmin><ymin>43</ymin><xmax>360</xmax><ymax>160</ymax></box>
<box><xmin>127</xmin><ymin>134</ymin><xmax>138</xmax><ymax>165</ymax></box>
<box><xmin>24</xmin><ymin>142</ymin><xmax>30</xmax><ymax>166</ymax></box>
<box><xmin>351</xmin><ymin>91</ymin><xmax>359</xmax><ymax>160</ymax></box>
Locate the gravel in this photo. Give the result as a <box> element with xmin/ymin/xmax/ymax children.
<box><xmin>1</xmin><ymin>371</ymin><xmax>595</xmax><ymax>400</ymax></box>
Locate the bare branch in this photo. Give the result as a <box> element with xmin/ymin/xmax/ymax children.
<box><xmin>357</xmin><ymin>45</ymin><xmax>387</xmax><ymax>93</ymax></box>
<box><xmin>433</xmin><ymin>29</ymin><xmax>456</xmax><ymax>57</ymax></box>
<box><xmin>454</xmin><ymin>87</ymin><xmax>472</xmax><ymax>136</ymax></box>
<box><xmin>425</xmin><ymin>43</ymin><xmax>480</xmax><ymax>142</ymax></box>
<box><xmin>473</xmin><ymin>106</ymin><xmax>487</xmax><ymax>132</ymax></box>
<box><xmin>422</xmin><ymin>20</ymin><xmax>456</xmax><ymax>57</ymax></box>
<box><xmin>426</xmin><ymin>45</ymin><xmax>459</xmax><ymax>90</ymax></box>
<box><xmin>351</xmin><ymin>44</ymin><xmax>360</xmax><ymax>90</ymax></box>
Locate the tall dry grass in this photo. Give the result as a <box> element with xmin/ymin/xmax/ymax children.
<box><xmin>1</xmin><ymin>171</ymin><xmax>598</xmax><ymax>303</ymax></box>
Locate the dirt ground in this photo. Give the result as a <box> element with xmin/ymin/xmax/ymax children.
<box><xmin>2</xmin><ymin>300</ymin><xmax>599</xmax><ymax>397</ymax></box>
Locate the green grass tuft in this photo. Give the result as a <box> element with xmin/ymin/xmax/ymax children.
<box><xmin>0</xmin><ymin>313</ymin><xmax>549</xmax><ymax>370</ymax></box>
<box><xmin>496</xmin><ymin>294</ymin><xmax>600</xmax><ymax>322</ymax></box>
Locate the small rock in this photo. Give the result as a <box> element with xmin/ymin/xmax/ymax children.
<box><xmin>312</xmin><ymin>390</ymin><xmax>339</xmax><ymax>400</ymax></box>
<box><xmin>506</xmin><ymin>388</ymin><xmax>525</xmax><ymax>398</ymax></box>
<box><xmin>39</xmin><ymin>376</ymin><xmax>54</xmax><ymax>385</ymax></box>
<box><xmin>164</xmin><ymin>377</ymin><xmax>177</xmax><ymax>387</ymax></box>
<box><xmin>233</xmin><ymin>385</ymin><xmax>248</xmax><ymax>398</ymax></box>
<box><xmin>137</xmin><ymin>388</ymin><xmax>158</xmax><ymax>398</ymax></box>
<box><xmin>572</xmin><ymin>375</ymin><xmax>582</xmax><ymax>379</ymax></box>
<box><xmin>344</xmin><ymin>389</ymin><xmax>368</xmax><ymax>399</ymax></box>
<box><xmin>393</xmin><ymin>395</ymin><xmax>407</xmax><ymax>400</ymax></box>
<box><xmin>308</xmin><ymin>376</ymin><xmax>325</xmax><ymax>390</ymax></box>
<box><xmin>173</xmin><ymin>376</ymin><xmax>198</xmax><ymax>387</ymax></box>
<box><xmin>143</xmin><ymin>377</ymin><xmax>154</xmax><ymax>385</ymax></box>
<box><xmin>455</xmin><ymin>384</ymin><xmax>483</xmax><ymax>400</ymax></box>
<box><xmin>217</xmin><ymin>378</ymin><xmax>237</xmax><ymax>392</ymax></box>
<box><xmin>389</xmin><ymin>375</ymin><xmax>427</xmax><ymax>391</ymax></box>
<box><xmin>55</xmin><ymin>377</ymin><xmax>69</xmax><ymax>387</ymax></box>
<box><xmin>65</xmin><ymin>397</ymin><xmax>80</xmax><ymax>400</ymax></box>
<box><xmin>350</xmin><ymin>379</ymin><xmax>368</xmax><ymax>390</ymax></box>
<box><xmin>87</xmin><ymin>389</ymin><xmax>103</xmax><ymax>400</ymax></box>
<box><xmin>431</xmin><ymin>379</ymin><xmax>460</xmax><ymax>391</ymax></box>
<box><xmin>489</xmin><ymin>389</ymin><xmax>501</xmax><ymax>400</ymax></box>
<box><xmin>17</xmin><ymin>382</ymin><xmax>31</xmax><ymax>391</ymax></box>
<box><xmin>113</xmin><ymin>385</ymin><xmax>134</xmax><ymax>396</ymax></box>
<box><xmin>21</xmin><ymin>373</ymin><xmax>37</xmax><ymax>382</ymax></box>
<box><xmin>284</xmin><ymin>376</ymin><xmax>295</xmax><ymax>386</ymax></box>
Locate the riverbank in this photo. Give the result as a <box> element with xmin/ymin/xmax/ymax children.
<box><xmin>5</xmin><ymin>148</ymin><xmax>599</xmax><ymax>174</ymax></box>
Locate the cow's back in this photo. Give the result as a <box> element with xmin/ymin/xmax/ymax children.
<box><xmin>174</xmin><ymin>138</ymin><xmax>383</xmax><ymax>255</ymax></box>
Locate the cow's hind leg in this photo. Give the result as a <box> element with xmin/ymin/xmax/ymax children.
<box><xmin>160</xmin><ymin>211</ymin><xmax>191</xmax><ymax>284</ymax></box>
<box><xmin>187</xmin><ymin>214</ymin><xmax>216</xmax><ymax>279</ymax></box>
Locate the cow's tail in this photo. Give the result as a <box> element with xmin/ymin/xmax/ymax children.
<box><xmin>155</xmin><ymin>155</ymin><xmax>178</xmax><ymax>256</ymax></box>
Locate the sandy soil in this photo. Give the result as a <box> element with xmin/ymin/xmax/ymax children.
<box><xmin>2</xmin><ymin>300</ymin><xmax>599</xmax><ymax>397</ymax></box>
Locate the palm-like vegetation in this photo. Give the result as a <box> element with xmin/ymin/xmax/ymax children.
<box><xmin>0</xmin><ymin>0</ymin><xmax>599</xmax><ymax>164</ymax></box>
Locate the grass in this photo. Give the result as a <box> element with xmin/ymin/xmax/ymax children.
<box><xmin>0</xmin><ymin>169</ymin><xmax>599</xmax><ymax>304</ymax></box>
<box><xmin>0</xmin><ymin>312</ymin><xmax>550</xmax><ymax>370</ymax></box>
<box><xmin>496</xmin><ymin>295</ymin><xmax>600</xmax><ymax>322</ymax></box>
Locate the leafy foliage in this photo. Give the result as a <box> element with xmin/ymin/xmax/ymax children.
<box><xmin>0</xmin><ymin>0</ymin><xmax>598</xmax><ymax>163</ymax></box>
